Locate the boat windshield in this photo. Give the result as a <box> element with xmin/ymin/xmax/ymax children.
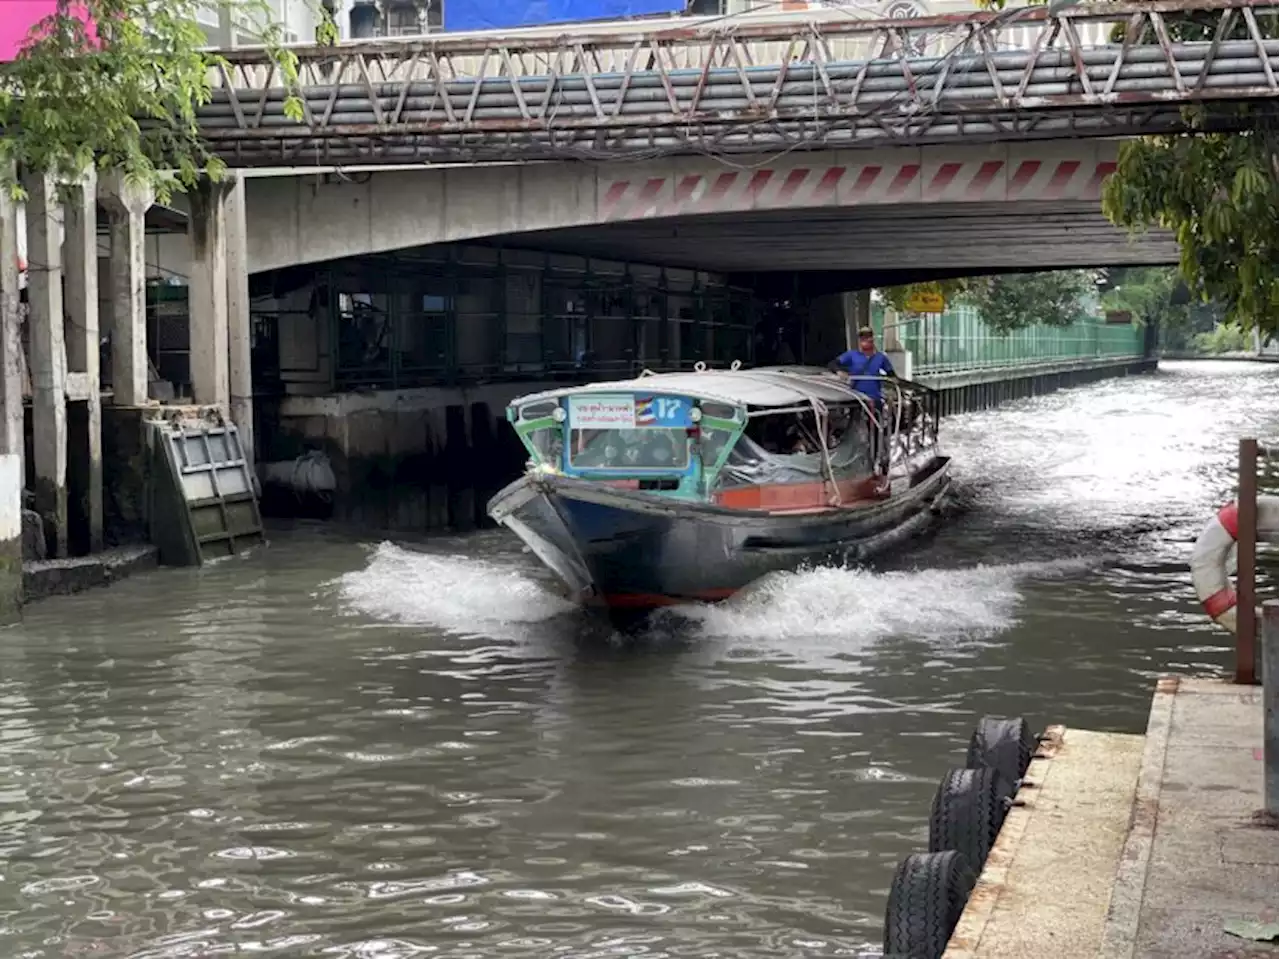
<box><xmin>569</xmin><ymin>428</ymin><xmax>690</xmax><ymax>471</ymax></box>
<box><xmin>715</xmin><ymin>406</ymin><xmax>871</xmax><ymax>488</ymax></box>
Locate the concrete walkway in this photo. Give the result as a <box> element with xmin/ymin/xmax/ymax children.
<box><xmin>945</xmin><ymin>677</ymin><xmax>1277</xmax><ymax>959</ymax></box>
<box><xmin>1103</xmin><ymin>678</ymin><xmax>1277</xmax><ymax>959</ymax></box>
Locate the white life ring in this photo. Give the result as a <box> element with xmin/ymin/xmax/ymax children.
<box><xmin>1190</xmin><ymin>495</ymin><xmax>1280</xmax><ymax>633</ymax></box>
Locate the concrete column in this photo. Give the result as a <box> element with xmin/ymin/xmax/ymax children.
<box><xmin>64</xmin><ymin>168</ymin><xmax>103</xmax><ymax>553</ymax></box>
<box><xmin>0</xmin><ymin>453</ymin><xmax>21</xmax><ymax>621</ymax></box>
<box><xmin>881</xmin><ymin>306</ymin><xmax>914</xmax><ymax>381</ymax></box>
<box><xmin>24</xmin><ymin>171</ymin><xmax>68</xmax><ymax>558</ymax></box>
<box><xmin>188</xmin><ymin>179</ymin><xmax>230</xmax><ymax>409</ymax></box>
<box><xmin>0</xmin><ymin>168</ymin><xmax>23</xmax><ymax>614</ymax></box>
<box><xmin>225</xmin><ymin>174</ymin><xmax>254</xmax><ymax>467</ymax></box>
<box><xmin>0</xmin><ymin>162</ymin><xmax>23</xmax><ymax>459</ymax></box>
<box><xmin>847</xmin><ymin>289</ymin><xmax>872</xmax><ymax>349</ymax></box>
<box><xmin>101</xmin><ymin>172</ymin><xmax>154</xmax><ymax>407</ymax></box>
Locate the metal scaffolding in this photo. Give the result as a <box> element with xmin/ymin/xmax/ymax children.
<box><xmin>200</xmin><ymin>0</ymin><xmax>1279</xmax><ymax>166</ymax></box>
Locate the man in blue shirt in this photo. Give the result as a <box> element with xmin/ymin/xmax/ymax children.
<box><xmin>830</xmin><ymin>326</ymin><xmax>895</xmax><ymax>405</ymax></box>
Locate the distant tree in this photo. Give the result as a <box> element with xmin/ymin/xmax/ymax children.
<box><xmin>879</xmin><ymin>270</ymin><xmax>1096</xmax><ymax>334</ymax></box>
<box><xmin>0</xmin><ymin>0</ymin><xmax>309</xmax><ymax>203</ymax></box>
<box><xmin>977</xmin><ymin>0</ymin><xmax>1279</xmax><ymax>337</ymax></box>
<box><xmin>1099</xmin><ymin>267</ymin><xmax>1223</xmax><ymax>353</ymax></box>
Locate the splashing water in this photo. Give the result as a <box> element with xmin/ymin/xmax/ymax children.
<box><xmin>336</xmin><ymin>542</ymin><xmax>575</xmax><ymax>632</ymax></box>
<box><xmin>665</xmin><ymin>557</ymin><xmax>1100</xmax><ymax>644</ymax></box>
<box><xmin>337</xmin><ymin>539</ymin><xmax>1099</xmax><ymax>651</ymax></box>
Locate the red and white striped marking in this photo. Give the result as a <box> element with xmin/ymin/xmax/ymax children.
<box><xmin>1190</xmin><ymin>495</ymin><xmax>1280</xmax><ymax>634</ymax></box>
<box><xmin>599</xmin><ymin>157</ymin><xmax>1118</xmax><ymax>221</ymax></box>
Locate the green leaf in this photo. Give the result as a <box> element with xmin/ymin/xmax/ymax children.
<box><xmin>1</xmin><ymin>0</ymin><xmax>322</xmax><ymax>198</ymax></box>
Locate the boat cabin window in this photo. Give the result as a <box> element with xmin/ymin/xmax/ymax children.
<box><xmin>525</xmin><ymin>426</ymin><xmax>563</xmax><ymax>465</ymax></box>
<box><xmin>713</xmin><ymin>405</ymin><xmax>871</xmax><ymax>489</ymax></box>
<box><xmin>569</xmin><ymin>428</ymin><xmax>690</xmax><ymax>471</ymax></box>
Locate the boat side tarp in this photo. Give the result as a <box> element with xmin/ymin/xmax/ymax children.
<box><xmin>444</xmin><ymin>0</ymin><xmax>686</xmax><ymax>32</ymax></box>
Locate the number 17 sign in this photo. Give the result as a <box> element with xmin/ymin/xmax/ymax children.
<box><xmin>634</xmin><ymin>395</ymin><xmax>691</xmax><ymax>428</ymax></box>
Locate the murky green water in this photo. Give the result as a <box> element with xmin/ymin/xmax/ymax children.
<box><xmin>0</xmin><ymin>361</ymin><xmax>1275</xmax><ymax>958</ymax></box>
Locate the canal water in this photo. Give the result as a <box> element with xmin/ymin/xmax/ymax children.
<box><xmin>1</xmin><ymin>361</ymin><xmax>1275</xmax><ymax>958</ymax></box>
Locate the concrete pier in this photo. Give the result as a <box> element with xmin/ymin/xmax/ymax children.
<box><xmin>188</xmin><ymin>179</ymin><xmax>230</xmax><ymax>410</ymax></box>
<box><xmin>24</xmin><ymin>172</ymin><xmax>69</xmax><ymax>558</ymax></box>
<box><xmin>947</xmin><ymin>677</ymin><xmax>1278</xmax><ymax>959</ymax></box>
<box><xmin>64</xmin><ymin>168</ymin><xmax>104</xmax><ymax>554</ymax></box>
<box><xmin>101</xmin><ymin>172</ymin><xmax>154</xmax><ymax>408</ymax></box>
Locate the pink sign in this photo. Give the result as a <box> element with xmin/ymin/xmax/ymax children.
<box><xmin>1</xmin><ymin>1</ymin><xmax>94</xmax><ymax>62</ymax></box>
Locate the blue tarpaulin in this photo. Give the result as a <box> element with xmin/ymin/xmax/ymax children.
<box><xmin>444</xmin><ymin>0</ymin><xmax>685</xmax><ymax>33</ymax></box>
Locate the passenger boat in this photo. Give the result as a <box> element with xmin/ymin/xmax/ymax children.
<box><xmin>486</xmin><ymin>364</ymin><xmax>951</xmax><ymax>611</ymax></box>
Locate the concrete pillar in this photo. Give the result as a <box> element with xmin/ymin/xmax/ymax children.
<box><xmin>64</xmin><ymin>168</ymin><xmax>103</xmax><ymax>553</ymax></box>
<box><xmin>225</xmin><ymin>174</ymin><xmax>254</xmax><ymax>468</ymax></box>
<box><xmin>848</xmin><ymin>289</ymin><xmax>871</xmax><ymax>348</ymax></box>
<box><xmin>0</xmin><ymin>163</ymin><xmax>23</xmax><ymax>459</ymax></box>
<box><xmin>0</xmin><ymin>453</ymin><xmax>21</xmax><ymax>621</ymax></box>
<box><xmin>24</xmin><ymin>172</ymin><xmax>68</xmax><ymax>558</ymax></box>
<box><xmin>881</xmin><ymin>306</ymin><xmax>914</xmax><ymax>381</ymax></box>
<box><xmin>188</xmin><ymin>179</ymin><xmax>229</xmax><ymax>409</ymax></box>
<box><xmin>0</xmin><ymin>168</ymin><xmax>23</xmax><ymax>614</ymax></box>
<box><xmin>101</xmin><ymin>172</ymin><xmax>154</xmax><ymax>407</ymax></box>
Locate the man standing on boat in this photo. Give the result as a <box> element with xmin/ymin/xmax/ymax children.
<box><xmin>829</xmin><ymin>326</ymin><xmax>895</xmax><ymax>406</ymax></box>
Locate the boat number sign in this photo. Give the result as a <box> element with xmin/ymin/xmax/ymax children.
<box><xmin>568</xmin><ymin>394</ymin><xmax>692</xmax><ymax>429</ymax></box>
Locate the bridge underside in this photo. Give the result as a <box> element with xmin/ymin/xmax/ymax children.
<box><xmin>499</xmin><ymin>201</ymin><xmax>1177</xmax><ymax>276</ymax></box>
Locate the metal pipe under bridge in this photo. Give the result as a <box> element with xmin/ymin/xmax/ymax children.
<box><xmin>200</xmin><ymin>0</ymin><xmax>1279</xmax><ymax>167</ymax></box>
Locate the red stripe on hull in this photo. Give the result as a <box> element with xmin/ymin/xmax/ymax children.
<box><xmin>601</xmin><ymin>589</ymin><xmax>738</xmax><ymax>609</ymax></box>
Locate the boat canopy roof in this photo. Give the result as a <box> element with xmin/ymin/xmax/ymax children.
<box><xmin>512</xmin><ymin>367</ymin><xmax>868</xmax><ymax>411</ymax></box>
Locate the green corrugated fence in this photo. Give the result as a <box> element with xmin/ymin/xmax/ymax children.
<box><xmin>871</xmin><ymin>303</ymin><xmax>1146</xmax><ymax>375</ymax></box>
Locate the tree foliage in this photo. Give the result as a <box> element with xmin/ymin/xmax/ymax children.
<box><xmin>958</xmin><ymin>271</ymin><xmax>1094</xmax><ymax>333</ymax></box>
<box><xmin>0</xmin><ymin>0</ymin><xmax>306</xmax><ymax>203</ymax></box>
<box><xmin>879</xmin><ymin>270</ymin><xmax>1096</xmax><ymax>334</ymax></box>
<box><xmin>1099</xmin><ymin>266</ymin><xmax>1223</xmax><ymax>352</ymax></box>
<box><xmin>977</xmin><ymin>0</ymin><xmax>1279</xmax><ymax>337</ymax></box>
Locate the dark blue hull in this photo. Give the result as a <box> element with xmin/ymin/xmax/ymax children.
<box><xmin>488</xmin><ymin>457</ymin><xmax>951</xmax><ymax>609</ymax></box>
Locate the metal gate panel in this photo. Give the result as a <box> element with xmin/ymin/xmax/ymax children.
<box><xmin>153</xmin><ymin>422</ymin><xmax>264</xmax><ymax>566</ymax></box>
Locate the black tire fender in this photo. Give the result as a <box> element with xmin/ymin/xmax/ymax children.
<box><xmin>965</xmin><ymin>715</ymin><xmax>1035</xmax><ymax>785</ymax></box>
<box><xmin>883</xmin><ymin>849</ymin><xmax>977</xmax><ymax>959</ymax></box>
<box><xmin>927</xmin><ymin>766</ymin><xmax>1011</xmax><ymax>873</ymax></box>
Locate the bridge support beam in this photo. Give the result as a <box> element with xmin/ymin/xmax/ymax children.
<box><xmin>226</xmin><ymin>174</ymin><xmax>254</xmax><ymax>469</ymax></box>
<box><xmin>102</xmin><ymin>173</ymin><xmax>154</xmax><ymax>408</ymax></box>
<box><xmin>64</xmin><ymin>168</ymin><xmax>103</xmax><ymax>555</ymax></box>
<box><xmin>188</xmin><ymin>179</ymin><xmax>230</xmax><ymax>410</ymax></box>
<box><xmin>24</xmin><ymin>171</ymin><xmax>68</xmax><ymax>559</ymax></box>
<box><xmin>0</xmin><ymin>163</ymin><xmax>23</xmax><ymax>617</ymax></box>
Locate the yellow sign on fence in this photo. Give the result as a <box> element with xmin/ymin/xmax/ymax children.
<box><xmin>904</xmin><ymin>290</ymin><xmax>946</xmax><ymax>314</ymax></box>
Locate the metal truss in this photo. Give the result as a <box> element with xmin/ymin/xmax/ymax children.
<box><xmin>200</xmin><ymin>0</ymin><xmax>1279</xmax><ymax>166</ymax></box>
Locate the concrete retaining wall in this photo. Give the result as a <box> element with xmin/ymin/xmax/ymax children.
<box><xmin>265</xmin><ymin>383</ymin><xmax>539</xmax><ymax>531</ymax></box>
<box><xmin>922</xmin><ymin>357</ymin><xmax>1157</xmax><ymax>416</ymax></box>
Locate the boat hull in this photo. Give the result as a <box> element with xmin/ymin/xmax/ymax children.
<box><xmin>488</xmin><ymin>457</ymin><xmax>952</xmax><ymax>610</ymax></box>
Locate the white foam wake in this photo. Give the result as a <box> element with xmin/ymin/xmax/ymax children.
<box><xmin>673</xmin><ymin>557</ymin><xmax>1097</xmax><ymax>644</ymax></box>
<box><xmin>337</xmin><ymin>542</ymin><xmax>575</xmax><ymax>632</ymax></box>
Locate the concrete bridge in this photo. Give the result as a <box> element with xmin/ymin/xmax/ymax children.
<box><xmin>243</xmin><ymin>140</ymin><xmax>1175</xmax><ymax>273</ymax></box>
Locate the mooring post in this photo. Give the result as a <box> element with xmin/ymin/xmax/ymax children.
<box><xmin>1238</xmin><ymin>438</ymin><xmax>1259</xmax><ymax>684</ymax></box>
<box><xmin>1264</xmin><ymin>601</ymin><xmax>1278</xmax><ymax>819</ymax></box>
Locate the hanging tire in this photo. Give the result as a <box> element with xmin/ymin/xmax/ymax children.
<box><xmin>928</xmin><ymin>767</ymin><xmax>1010</xmax><ymax>873</ymax></box>
<box><xmin>966</xmin><ymin>715</ymin><xmax>1035</xmax><ymax>785</ymax></box>
<box><xmin>883</xmin><ymin>850</ymin><xmax>977</xmax><ymax>959</ymax></box>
